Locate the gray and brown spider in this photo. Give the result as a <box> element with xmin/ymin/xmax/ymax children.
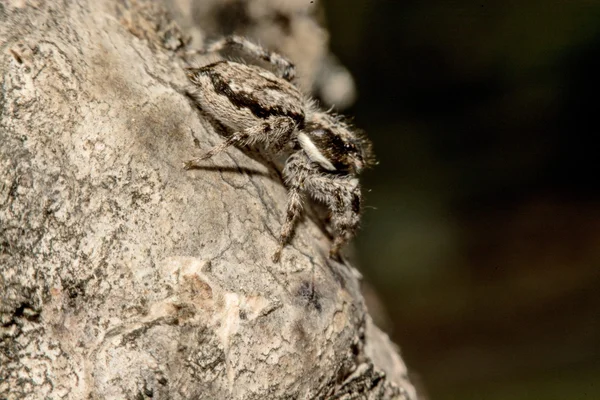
<box><xmin>184</xmin><ymin>36</ymin><xmax>374</xmax><ymax>262</ymax></box>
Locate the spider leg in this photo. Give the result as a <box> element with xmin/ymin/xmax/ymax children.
<box><xmin>206</xmin><ymin>36</ymin><xmax>296</xmax><ymax>82</ymax></box>
<box><xmin>273</xmin><ymin>152</ymin><xmax>309</xmax><ymax>262</ymax></box>
<box><xmin>328</xmin><ymin>217</ymin><xmax>359</xmax><ymax>260</ymax></box>
<box><xmin>184</xmin><ymin>116</ymin><xmax>296</xmax><ymax>169</ymax></box>
<box><xmin>328</xmin><ymin>187</ymin><xmax>361</xmax><ymax>260</ymax></box>
<box><xmin>303</xmin><ymin>172</ymin><xmax>362</xmax><ymax>260</ymax></box>
<box><xmin>272</xmin><ymin>185</ymin><xmax>305</xmax><ymax>263</ymax></box>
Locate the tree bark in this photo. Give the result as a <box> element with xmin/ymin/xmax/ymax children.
<box><xmin>0</xmin><ymin>1</ymin><xmax>417</xmax><ymax>399</ymax></box>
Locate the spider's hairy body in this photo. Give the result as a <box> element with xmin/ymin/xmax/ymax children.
<box><xmin>184</xmin><ymin>36</ymin><xmax>374</xmax><ymax>262</ymax></box>
<box><xmin>188</xmin><ymin>61</ymin><xmax>305</xmax><ymax>133</ymax></box>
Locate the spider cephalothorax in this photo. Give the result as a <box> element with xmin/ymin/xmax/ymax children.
<box><xmin>299</xmin><ymin>114</ymin><xmax>372</xmax><ymax>174</ymax></box>
<box><xmin>184</xmin><ymin>36</ymin><xmax>374</xmax><ymax>262</ymax></box>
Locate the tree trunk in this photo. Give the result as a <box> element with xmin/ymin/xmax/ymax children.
<box><xmin>0</xmin><ymin>1</ymin><xmax>417</xmax><ymax>398</ymax></box>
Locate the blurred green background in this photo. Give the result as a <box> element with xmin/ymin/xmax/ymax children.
<box><xmin>322</xmin><ymin>1</ymin><xmax>600</xmax><ymax>399</ymax></box>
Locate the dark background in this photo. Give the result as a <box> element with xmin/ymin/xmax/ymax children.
<box><xmin>322</xmin><ymin>1</ymin><xmax>600</xmax><ymax>399</ymax></box>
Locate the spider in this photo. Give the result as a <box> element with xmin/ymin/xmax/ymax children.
<box><xmin>184</xmin><ymin>36</ymin><xmax>374</xmax><ymax>262</ymax></box>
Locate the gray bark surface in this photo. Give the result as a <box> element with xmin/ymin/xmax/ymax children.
<box><xmin>0</xmin><ymin>1</ymin><xmax>417</xmax><ymax>399</ymax></box>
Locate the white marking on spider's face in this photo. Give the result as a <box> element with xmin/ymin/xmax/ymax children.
<box><xmin>298</xmin><ymin>132</ymin><xmax>336</xmax><ymax>171</ymax></box>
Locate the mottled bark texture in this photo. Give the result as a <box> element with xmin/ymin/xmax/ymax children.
<box><xmin>0</xmin><ymin>1</ymin><xmax>416</xmax><ymax>399</ymax></box>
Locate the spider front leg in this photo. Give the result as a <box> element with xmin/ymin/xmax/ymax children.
<box><xmin>305</xmin><ymin>173</ymin><xmax>362</xmax><ymax>260</ymax></box>
<box><xmin>184</xmin><ymin>116</ymin><xmax>296</xmax><ymax>169</ymax></box>
<box><xmin>272</xmin><ymin>185</ymin><xmax>306</xmax><ymax>263</ymax></box>
<box><xmin>329</xmin><ymin>209</ymin><xmax>360</xmax><ymax>260</ymax></box>
<box><xmin>272</xmin><ymin>152</ymin><xmax>308</xmax><ymax>262</ymax></box>
<box><xmin>205</xmin><ymin>36</ymin><xmax>296</xmax><ymax>82</ymax></box>
<box><xmin>328</xmin><ymin>185</ymin><xmax>361</xmax><ymax>260</ymax></box>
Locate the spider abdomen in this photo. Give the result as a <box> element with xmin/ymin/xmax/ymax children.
<box><xmin>187</xmin><ymin>61</ymin><xmax>305</xmax><ymax>132</ymax></box>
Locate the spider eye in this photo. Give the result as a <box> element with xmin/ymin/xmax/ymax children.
<box><xmin>344</xmin><ymin>142</ymin><xmax>357</xmax><ymax>152</ymax></box>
